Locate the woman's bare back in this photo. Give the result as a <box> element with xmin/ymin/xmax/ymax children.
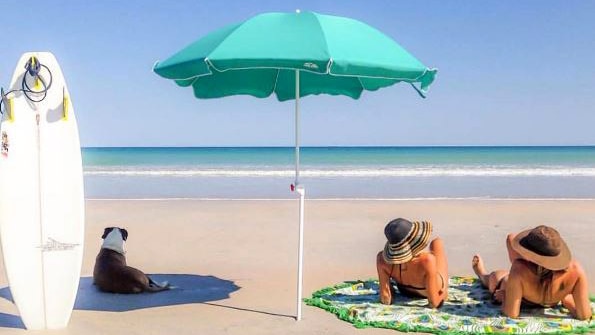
<box><xmin>377</xmin><ymin>237</ymin><xmax>448</xmax><ymax>308</ymax></box>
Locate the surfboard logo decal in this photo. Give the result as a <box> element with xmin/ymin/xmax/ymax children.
<box><xmin>38</xmin><ymin>238</ymin><xmax>79</xmax><ymax>252</ymax></box>
<box><xmin>1</xmin><ymin>131</ymin><xmax>8</xmax><ymax>157</ymax></box>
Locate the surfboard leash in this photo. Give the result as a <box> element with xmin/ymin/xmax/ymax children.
<box><xmin>1</xmin><ymin>56</ymin><xmax>53</xmax><ymax>115</ymax></box>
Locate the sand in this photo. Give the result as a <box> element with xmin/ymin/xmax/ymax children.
<box><xmin>0</xmin><ymin>199</ymin><xmax>594</xmax><ymax>334</ymax></box>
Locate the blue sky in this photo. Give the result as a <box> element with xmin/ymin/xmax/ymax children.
<box><xmin>2</xmin><ymin>1</ymin><xmax>594</xmax><ymax>147</ymax></box>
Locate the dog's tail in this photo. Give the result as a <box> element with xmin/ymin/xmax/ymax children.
<box><xmin>146</xmin><ymin>277</ymin><xmax>171</xmax><ymax>293</ymax></box>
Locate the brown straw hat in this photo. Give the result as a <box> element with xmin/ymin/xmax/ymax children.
<box><xmin>382</xmin><ymin>218</ymin><xmax>432</xmax><ymax>265</ymax></box>
<box><xmin>510</xmin><ymin>225</ymin><xmax>571</xmax><ymax>271</ymax></box>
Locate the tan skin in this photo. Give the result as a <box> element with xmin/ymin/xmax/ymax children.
<box><xmin>376</xmin><ymin>237</ymin><xmax>448</xmax><ymax>308</ymax></box>
<box><xmin>472</xmin><ymin>233</ymin><xmax>592</xmax><ymax>321</ymax></box>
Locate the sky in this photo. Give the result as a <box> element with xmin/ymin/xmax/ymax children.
<box><xmin>1</xmin><ymin>0</ymin><xmax>594</xmax><ymax>147</ymax></box>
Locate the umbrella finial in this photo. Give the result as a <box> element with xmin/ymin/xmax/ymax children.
<box><xmin>295</xmin><ymin>9</ymin><xmax>301</xmax><ymax>14</ymax></box>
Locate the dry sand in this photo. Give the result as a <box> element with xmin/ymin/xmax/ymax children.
<box><xmin>0</xmin><ymin>199</ymin><xmax>594</xmax><ymax>334</ymax></box>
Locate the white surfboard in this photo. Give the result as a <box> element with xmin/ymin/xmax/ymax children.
<box><xmin>0</xmin><ymin>52</ymin><xmax>84</xmax><ymax>329</ymax></box>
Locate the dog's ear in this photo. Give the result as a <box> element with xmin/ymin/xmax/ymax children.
<box><xmin>101</xmin><ymin>227</ymin><xmax>114</xmax><ymax>239</ymax></box>
<box><xmin>121</xmin><ymin>228</ymin><xmax>128</xmax><ymax>241</ymax></box>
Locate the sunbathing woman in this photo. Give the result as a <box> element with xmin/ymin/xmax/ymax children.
<box><xmin>472</xmin><ymin>225</ymin><xmax>592</xmax><ymax>320</ymax></box>
<box><xmin>376</xmin><ymin>218</ymin><xmax>448</xmax><ymax>308</ymax></box>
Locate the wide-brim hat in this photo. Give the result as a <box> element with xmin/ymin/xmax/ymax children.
<box><xmin>382</xmin><ymin>218</ymin><xmax>432</xmax><ymax>265</ymax></box>
<box><xmin>510</xmin><ymin>225</ymin><xmax>571</xmax><ymax>271</ymax></box>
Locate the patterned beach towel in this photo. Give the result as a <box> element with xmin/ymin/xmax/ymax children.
<box><xmin>305</xmin><ymin>276</ymin><xmax>595</xmax><ymax>334</ymax></box>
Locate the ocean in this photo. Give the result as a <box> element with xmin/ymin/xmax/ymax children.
<box><xmin>83</xmin><ymin>146</ymin><xmax>595</xmax><ymax>199</ymax></box>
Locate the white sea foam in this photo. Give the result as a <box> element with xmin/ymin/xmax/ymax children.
<box><xmin>86</xmin><ymin>197</ymin><xmax>595</xmax><ymax>201</ymax></box>
<box><xmin>83</xmin><ymin>166</ymin><xmax>595</xmax><ymax>178</ymax></box>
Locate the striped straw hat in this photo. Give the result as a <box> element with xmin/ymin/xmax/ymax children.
<box><xmin>382</xmin><ymin>218</ymin><xmax>433</xmax><ymax>265</ymax></box>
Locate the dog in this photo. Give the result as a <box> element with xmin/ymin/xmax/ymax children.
<box><xmin>93</xmin><ymin>227</ymin><xmax>170</xmax><ymax>293</ymax></box>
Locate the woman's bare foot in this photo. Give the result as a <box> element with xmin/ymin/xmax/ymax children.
<box><xmin>472</xmin><ymin>254</ymin><xmax>490</xmax><ymax>288</ymax></box>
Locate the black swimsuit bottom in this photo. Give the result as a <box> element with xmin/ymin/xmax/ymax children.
<box><xmin>492</xmin><ymin>277</ymin><xmax>555</xmax><ymax>308</ymax></box>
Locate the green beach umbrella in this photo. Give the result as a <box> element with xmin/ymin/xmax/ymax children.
<box><xmin>153</xmin><ymin>10</ymin><xmax>436</xmax><ymax>320</ymax></box>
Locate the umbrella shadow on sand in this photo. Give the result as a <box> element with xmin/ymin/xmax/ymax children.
<box><xmin>77</xmin><ymin>274</ymin><xmax>293</xmax><ymax>318</ymax></box>
<box><xmin>75</xmin><ymin>274</ymin><xmax>240</xmax><ymax>312</ymax></box>
<box><xmin>0</xmin><ymin>273</ymin><xmax>240</xmax><ymax>329</ymax></box>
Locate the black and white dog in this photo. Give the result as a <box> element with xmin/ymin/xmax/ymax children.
<box><xmin>93</xmin><ymin>227</ymin><xmax>170</xmax><ymax>293</ymax></box>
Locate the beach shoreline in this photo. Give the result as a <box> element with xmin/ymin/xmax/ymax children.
<box><xmin>1</xmin><ymin>199</ymin><xmax>594</xmax><ymax>334</ymax></box>
<box><xmin>81</xmin><ymin>146</ymin><xmax>595</xmax><ymax>200</ymax></box>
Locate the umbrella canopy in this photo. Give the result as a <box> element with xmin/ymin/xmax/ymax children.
<box><xmin>153</xmin><ymin>10</ymin><xmax>436</xmax><ymax>321</ymax></box>
<box><xmin>153</xmin><ymin>11</ymin><xmax>436</xmax><ymax>100</ymax></box>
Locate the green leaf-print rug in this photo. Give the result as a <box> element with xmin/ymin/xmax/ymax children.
<box><xmin>304</xmin><ymin>276</ymin><xmax>595</xmax><ymax>334</ymax></box>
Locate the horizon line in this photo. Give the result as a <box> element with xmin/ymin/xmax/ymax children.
<box><xmin>81</xmin><ymin>144</ymin><xmax>595</xmax><ymax>149</ymax></box>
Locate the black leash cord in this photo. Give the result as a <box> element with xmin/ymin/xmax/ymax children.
<box><xmin>1</xmin><ymin>58</ymin><xmax>53</xmax><ymax>115</ymax></box>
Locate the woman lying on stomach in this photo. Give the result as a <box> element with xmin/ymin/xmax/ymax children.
<box><xmin>472</xmin><ymin>225</ymin><xmax>592</xmax><ymax>320</ymax></box>
<box><xmin>376</xmin><ymin>218</ymin><xmax>448</xmax><ymax>308</ymax></box>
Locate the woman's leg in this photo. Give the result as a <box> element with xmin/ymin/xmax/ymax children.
<box><xmin>472</xmin><ymin>254</ymin><xmax>509</xmax><ymax>293</ymax></box>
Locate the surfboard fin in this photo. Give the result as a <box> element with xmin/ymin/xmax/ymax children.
<box><xmin>62</xmin><ymin>87</ymin><xmax>69</xmax><ymax>121</ymax></box>
<box><xmin>1</xmin><ymin>88</ymin><xmax>13</xmax><ymax>122</ymax></box>
<box><xmin>8</xmin><ymin>97</ymin><xmax>13</xmax><ymax>122</ymax></box>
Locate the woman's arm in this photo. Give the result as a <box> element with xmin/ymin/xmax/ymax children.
<box><xmin>502</xmin><ymin>260</ymin><xmax>524</xmax><ymax>318</ymax></box>
<box><xmin>569</xmin><ymin>264</ymin><xmax>592</xmax><ymax>321</ymax></box>
<box><xmin>421</xmin><ymin>254</ymin><xmax>442</xmax><ymax>308</ymax></box>
<box><xmin>506</xmin><ymin>233</ymin><xmax>522</xmax><ymax>264</ymax></box>
<box><xmin>376</xmin><ymin>252</ymin><xmax>392</xmax><ymax>305</ymax></box>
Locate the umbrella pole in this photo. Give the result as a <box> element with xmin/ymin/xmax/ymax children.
<box><xmin>294</xmin><ymin>69</ymin><xmax>305</xmax><ymax>321</ymax></box>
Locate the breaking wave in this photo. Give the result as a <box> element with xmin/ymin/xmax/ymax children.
<box><xmin>83</xmin><ymin>166</ymin><xmax>595</xmax><ymax>178</ymax></box>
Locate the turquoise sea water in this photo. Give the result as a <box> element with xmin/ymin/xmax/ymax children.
<box><xmin>83</xmin><ymin>146</ymin><xmax>595</xmax><ymax>199</ymax></box>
